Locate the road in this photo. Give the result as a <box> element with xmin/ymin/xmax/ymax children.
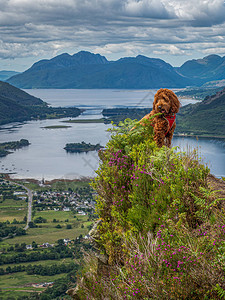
<box><xmin>4</xmin><ymin>179</ymin><xmax>33</xmax><ymax>230</ymax></box>
<box><xmin>23</xmin><ymin>185</ymin><xmax>33</xmax><ymax>230</ymax></box>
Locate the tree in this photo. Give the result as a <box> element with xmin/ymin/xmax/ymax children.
<box><xmin>32</xmin><ymin>241</ymin><xmax>38</xmax><ymax>248</ymax></box>
<box><xmin>66</xmin><ymin>224</ymin><xmax>72</xmax><ymax>229</ymax></box>
<box><xmin>28</xmin><ymin>221</ymin><xmax>37</xmax><ymax>228</ymax></box>
<box><xmin>57</xmin><ymin>239</ymin><xmax>64</xmax><ymax>246</ymax></box>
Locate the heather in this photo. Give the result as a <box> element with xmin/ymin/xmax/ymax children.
<box><xmin>71</xmin><ymin>118</ymin><xmax>225</xmax><ymax>299</ymax></box>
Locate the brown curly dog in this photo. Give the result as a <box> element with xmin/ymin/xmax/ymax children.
<box><xmin>139</xmin><ymin>88</ymin><xmax>180</xmax><ymax>148</ymax></box>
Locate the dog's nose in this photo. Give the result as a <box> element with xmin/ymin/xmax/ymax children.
<box><xmin>158</xmin><ymin>106</ymin><xmax>162</xmax><ymax>110</ymax></box>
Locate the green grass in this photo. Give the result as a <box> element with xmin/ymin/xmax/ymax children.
<box><xmin>0</xmin><ymin>272</ymin><xmax>65</xmax><ymax>299</ymax></box>
<box><xmin>0</xmin><ymin>208</ymin><xmax>26</xmax><ymax>222</ymax></box>
<box><xmin>2</xmin><ymin>257</ymin><xmax>74</xmax><ymax>269</ymax></box>
<box><xmin>0</xmin><ymin>198</ymin><xmax>27</xmax><ymax>208</ymax></box>
<box><xmin>1</xmin><ymin>212</ymin><xmax>92</xmax><ymax>246</ymax></box>
<box><xmin>18</xmin><ymin>179</ymin><xmax>91</xmax><ymax>192</ymax></box>
<box><xmin>35</xmin><ymin>210</ymin><xmax>79</xmax><ymax>221</ymax></box>
<box><xmin>0</xmin><ymin>289</ymin><xmax>43</xmax><ymax>299</ymax></box>
<box><xmin>0</xmin><ymin>197</ymin><xmax>27</xmax><ymax>222</ymax></box>
<box><xmin>50</xmin><ymin>180</ymin><xmax>91</xmax><ymax>191</ymax></box>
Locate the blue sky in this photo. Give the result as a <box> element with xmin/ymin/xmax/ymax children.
<box><xmin>0</xmin><ymin>0</ymin><xmax>225</xmax><ymax>72</ymax></box>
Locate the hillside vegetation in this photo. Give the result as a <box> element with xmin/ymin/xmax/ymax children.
<box><xmin>177</xmin><ymin>87</ymin><xmax>225</xmax><ymax>137</ymax></box>
<box><xmin>69</xmin><ymin>118</ymin><xmax>225</xmax><ymax>299</ymax></box>
<box><xmin>0</xmin><ymin>81</ymin><xmax>82</xmax><ymax>125</ymax></box>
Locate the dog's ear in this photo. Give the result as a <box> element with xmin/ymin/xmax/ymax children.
<box><xmin>170</xmin><ymin>93</ymin><xmax>180</xmax><ymax>114</ymax></box>
<box><xmin>165</xmin><ymin>89</ymin><xmax>180</xmax><ymax>114</ymax></box>
<box><xmin>153</xmin><ymin>88</ymin><xmax>163</xmax><ymax>110</ymax></box>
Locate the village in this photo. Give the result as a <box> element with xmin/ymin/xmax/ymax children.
<box><xmin>33</xmin><ymin>188</ymin><xmax>96</xmax><ymax>215</ymax></box>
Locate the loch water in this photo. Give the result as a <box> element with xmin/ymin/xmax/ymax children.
<box><xmin>0</xmin><ymin>89</ymin><xmax>224</xmax><ymax>180</ymax></box>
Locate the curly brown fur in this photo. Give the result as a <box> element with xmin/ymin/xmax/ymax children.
<box><xmin>139</xmin><ymin>88</ymin><xmax>180</xmax><ymax>147</ymax></box>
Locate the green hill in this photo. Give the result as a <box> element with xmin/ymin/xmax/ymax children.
<box><xmin>177</xmin><ymin>87</ymin><xmax>225</xmax><ymax>137</ymax></box>
<box><xmin>68</xmin><ymin>119</ymin><xmax>225</xmax><ymax>300</ymax></box>
<box><xmin>0</xmin><ymin>81</ymin><xmax>44</xmax><ymax>106</ymax></box>
<box><xmin>0</xmin><ymin>81</ymin><xmax>82</xmax><ymax>125</ymax></box>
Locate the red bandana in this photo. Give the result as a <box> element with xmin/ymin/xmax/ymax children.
<box><xmin>165</xmin><ymin>114</ymin><xmax>176</xmax><ymax>136</ymax></box>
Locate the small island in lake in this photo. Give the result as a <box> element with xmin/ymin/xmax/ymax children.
<box><xmin>64</xmin><ymin>141</ymin><xmax>103</xmax><ymax>153</ymax></box>
<box><xmin>0</xmin><ymin>139</ymin><xmax>30</xmax><ymax>157</ymax></box>
<box><xmin>41</xmin><ymin>125</ymin><xmax>72</xmax><ymax>129</ymax></box>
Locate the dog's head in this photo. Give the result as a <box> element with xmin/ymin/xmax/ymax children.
<box><xmin>153</xmin><ymin>88</ymin><xmax>180</xmax><ymax>115</ymax></box>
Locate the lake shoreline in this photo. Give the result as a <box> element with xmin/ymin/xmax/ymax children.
<box><xmin>0</xmin><ymin>89</ymin><xmax>224</xmax><ymax>179</ymax></box>
<box><xmin>0</xmin><ymin>173</ymin><xmax>93</xmax><ymax>184</ymax></box>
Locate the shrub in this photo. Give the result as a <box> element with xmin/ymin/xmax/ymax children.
<box><xmin>74</xmin><ymin>118</ymin><xmax>225</xmax><ymax>300</ymax></box>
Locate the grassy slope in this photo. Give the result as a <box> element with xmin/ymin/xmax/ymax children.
<box><xmin>177</xmin><ymin>88</ymin><xmax>225</xmax><ymax>136</ymax></box>
<box><xmin>70</xmin><ymin>119</ymin><xmax>225</xmax><ymax>300</ymax></box>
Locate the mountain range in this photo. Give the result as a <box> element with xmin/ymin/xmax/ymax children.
<box><xmin>7</xmin><ymin>51</ymin><xmax>225</xmax><ymax>89</ymax></box>
<box><xmin>0</xmin><ymin>71</ymin><xmax>20</xmax><ymax>82</ymax></box>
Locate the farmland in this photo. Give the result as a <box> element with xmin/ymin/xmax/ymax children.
<box><xmin>0</xmin><ymin>175</ymin><xmax>95</xmax><ymax>299</ymax></box>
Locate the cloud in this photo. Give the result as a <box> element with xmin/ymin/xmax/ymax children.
<box><xmin>0</xmin><ymin>0</ymin><xmax>225</xmax><ymax>68</ymax></box>
<box><xmin>123</xmin><ymin>0</ymin><xmax>174</xmax><ymax>18</ymax></box>
<box><xmin>169</xmin><ymin>0</ymin><xmax>225</xmax><ymax>26</ymax></box>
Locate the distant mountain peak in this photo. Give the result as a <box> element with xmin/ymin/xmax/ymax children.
<box><xmin>72</xmin><ymin>51</ymin><xmax>108</xmax><ymax>64</ymax></box>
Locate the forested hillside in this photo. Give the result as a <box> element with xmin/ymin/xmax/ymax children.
<box><xmin>177</xmin><ymin>87</ymin><xmax>225</xmax><ymax>137</ymax></box>
<box><xmin>0</xmin><ymin>81</ymin><xmax>82</xmax><ymax>125</ymax></box>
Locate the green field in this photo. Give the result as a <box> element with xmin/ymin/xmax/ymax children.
<box><xmin>17</xmin><ymin>178</ymin><xmax>91</xmax><ymax>192</ymax></box>
<box><xmin>0</xmin><ymin>272</ymin><xmax>66</xmax><ymax>299</ymax></box>
<box><xmin>0</xmin><ymin>179</ymin><xmax>94</xmax><ymax>299</ymax></box>
<box><xmin>0</xmin><ymin>197</ymin><xmax>27</xmax><ymax>222</ymax></box>
<box><xmin>1</xmin><ymin>211</ymin><xmax>91</xmax><ymax>246</ymax></box>
<box><xmin>2</xmin><ymin>257</ymin><xmax>74</xmax><ymax>270</ymax></box>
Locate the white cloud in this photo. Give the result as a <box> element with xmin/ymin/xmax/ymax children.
<box><xmin>123</xmin><ymin>0</ymin><xmax>174</xmax><ymax>18</ymax></box>
<box><xmin>0</xmin><ymin>0</ymin><xmax>225</xmax><ymax>69</ymax></box>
